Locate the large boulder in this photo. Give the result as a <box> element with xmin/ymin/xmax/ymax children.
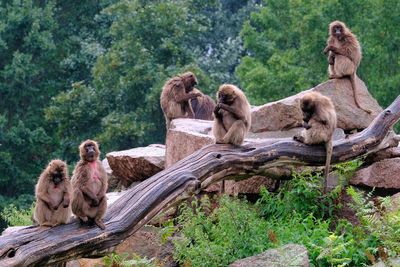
<box><xmin>102</xmin><ymin>158</ymin><xmax>120</xmax><ymax>192</ymax></box>
<box><xmin>251</xmin><ymin>77</ymin><xmax>382</xmax><ymax>133</ymax></box>
<box><xmin>165</xmin><ymin>119</ymin><xmax>214</xmax><ymax>168</ymax></box>
<box><xmin>388</xmin><ymin>192</ymin><xmax>400</xmax><ymax>213</ymax></box>
<box><xmin>350</xmin><ymin>158</ymin><xmax>400</xmax><ymax>190</ymax></box>
<box><xmin>229</xmin><ymin>244</ymin><xmax>309</xmax><ymax>267</ymax></box>
<box><xmin>106</xmin><ymin>144</ymin><xmax>165</xmax><ymax>187</ymax></box>
<box><xmin>203</xmin><ymin>176</ymin><xmax>279</xmax><ymax>194</ymax></box>
<box><xmin>364</xmin><ymin>146</ymin><xmax>400</xmax><ymax>165</ymax></box>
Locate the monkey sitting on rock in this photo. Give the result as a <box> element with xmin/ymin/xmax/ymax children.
<box><xmin>160</xmin><ymin>72</ymin><xmax>201</xmax><ymax>129</ymax></box>
<box><xmin>323</xmin><ymin>20</ymin><xmax>372</xmax><ymax>114</ymax></box>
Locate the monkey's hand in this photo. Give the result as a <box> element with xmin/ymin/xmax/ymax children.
<box><xmin>218</xmin><ymin>103</ymin><xmax>230</xmax><ymax>110</ymax></box>
<box><xmin>328</xmin><ymin>53</ymin><xmax>335</xmax><ymax>65</ymax></box>
<box><xmin>214</xmin><ymin>104</ymin><xmax>222</xmax><ymax>118</ymax></box>
<box><xmin>91</xmin><ymin>198</ymin><xmax>99</xmax><ymax>207</ymax></box>
<box><xmin>323</xmin><ymin>45</ymin><xmax>336</xmax><ymax>54</ymax></box>
<box><xmin>303</xmin><ymin>122</ymin><xmax>311</xmax><ymax>130</ymax></box>
<box><xmin>62</xmin><ymin>198</ymin><xmax>70</xmax><ymax>208</ymax></box>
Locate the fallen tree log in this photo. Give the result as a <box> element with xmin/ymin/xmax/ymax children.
<box><xmin>1</xmin><ymin>96</ymin><xmax>400</xmax><ymax>266</ymax></box>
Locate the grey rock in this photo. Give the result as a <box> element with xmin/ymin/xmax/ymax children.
<box><xmin>229</xmin><ymin>244</ymin><xmax>309</xmax><ymax>267</ymax></box>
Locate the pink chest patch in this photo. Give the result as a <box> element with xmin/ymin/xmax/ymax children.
<box><xmin>89</xmin><ymin>161</ymin><xmax>100</xmax><ymax>180</ymax></box>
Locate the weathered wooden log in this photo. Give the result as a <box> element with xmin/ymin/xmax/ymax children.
<box><xmin>1</xmin><ymin>96</ymin><xmax>400</xmax><ymax>266</ymax></box>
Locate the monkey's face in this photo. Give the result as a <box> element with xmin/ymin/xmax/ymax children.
<box><xmin>181</xmin><ymin>72</ymin><xmax>197</xmax><ymax>92</ymax></box>
<box><xmin>52</xmin><ymin>170</ymin><xmax>64</xmax><ymax>185</ymax></box>
<box><xmin>333</xmin><ymin>25</ymin><xmax>343</xmax><ymax>38</ymax></box>
<box><xmin>48</xmin><ymin>160</ymin><xmax>66</xmax><ymax>185</ymax></box>
<box><xmin>300</xmin><ymin>99</ymin><xmax>315</xmax><ymax>123</ymax></box>
<box><xmin>330</xmin><ymin>21</ymin><xmax>346</xmax><ymax>40</ymax></box>
<box><xmin>80</xmin><ymin>140</ymin><xmax>100</xmax><ymax>162</ymax></box>
<box><xmin>218</xmin><ymin>87</ymin><xmax>236</xmax><ymax>105</ymax></box>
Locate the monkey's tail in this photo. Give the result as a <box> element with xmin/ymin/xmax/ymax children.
<box><xmin>323</xmin><ymin>139</ymin><xmax>333</xmax><ymax>193</ymax></box>
<box><xmin>350</xmin><ymin>73</ymin><xmax>372</xmax><ymax>114</ymax></box>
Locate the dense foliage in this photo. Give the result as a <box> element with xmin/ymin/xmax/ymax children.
<box><xmin>1</xmin><ymin>0</ymin><xmax>399</xmax><ymax>228</ymax></box>
<box><xmin>171</xmin><ymin>166</ymin><xmax>399</xmax><ymax>266</ymax></box>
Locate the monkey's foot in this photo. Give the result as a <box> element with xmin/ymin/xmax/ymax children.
<box><xmin>94</xmin><ymin>219</ymin><xmax>106</xmax><ymax>230</ymax></box>
<box><xmin>328</xmin><ymin>75</ymin><xmax>340</xmax><ymax>79</ymax></box>
<box><xmin>41</xmin><ymin>222</ymin><xmax>53</xmax><ymax>227</ymax></box>
<box><xmin>79</xmin><ymin>216</ymin><xmax>89</xmax><ymax>223</ymax></box>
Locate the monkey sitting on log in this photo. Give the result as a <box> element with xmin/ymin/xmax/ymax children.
<box><xmin>191</xmin><ymin>88</ymin><xmax>216</xmax><ymax>120</ymax></box>
<box><xmin>294</xmin><ymin>92</ymin><xmax>337</xmax><ymax>192</ymax></box>
<box><xmin>213</xmin><ymin>84</ymin><xmax>251</xmax><ymax>146</ymax></box>
<box><xmin>71</xmin><ymin>140</ymin><xmax>108</xmax><ymax>230</ymax></box>
<box><xmin>323</xmin><ymin>20</ymin><xmax>372</xmax><ymax>114</ymax></box>
<box><xmin>34</xmin><ymin>159</ymin><xmax>71</xmax><ymax>227</ymax></box>
<box><xmin>160</xmin><ymin>72</ymin><xmax>202</xmax><ymax>129</ymax></box>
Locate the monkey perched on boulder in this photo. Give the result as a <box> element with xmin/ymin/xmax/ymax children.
<box><xmin>213</xmin><ymin>84</ymin><xmax>251</xmax><ymax>146</ymax></box>
<box><xmin>323</xmin><ymin>20</ymin><xmax>372</xmax><ymax>114</ymax></box>
<box><xmin>34</xmin><ymin>159</ymin><xmax>71</xmax><ymax>227</ymax></box>
<box><xmin>71</xmin><ymin>140</ymin><xmax>107</xmax><ymax>230</ymax></box>
<box><xmin>160</xmin><ymin>72</ymin><xmax>201</xmax><ymax>129</ymax></box>
<box><xmin>294</xmin><ymin>92</ymin><xmax>337</xmax><ymax>192</ymax></box>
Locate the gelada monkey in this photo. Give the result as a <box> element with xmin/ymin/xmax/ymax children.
<box><xmin>190</xmin><ymin>88</ymin><xmax>216</xmax><ymax>120</ymax></box>
<box><xmin>71</xmin><ymin>140</ymin><xmax>107</xmax><ymax>229</ymax></box>
<box><xmin>34</xmin><ymin>159</ymin><xmax>71</xmax><ymax>227</ymax></box>
<box><xmin>160</xmin><ymin>72</ymin><xmax>201</xmax><ymax>129</ymax></box>
<box><xmin>213</xmin><ymin>84</ymin><xmax>251</xmax><ymax>146</ymax></box>
<box><xmin>323</xmin><ymin>20</ymin><xmax>372</xmax><ymax>114</ymax></box>
<box><xmin>294</xmin><ymin>92</ymin><xmax>337</xmax><ymax>192</ymax></box>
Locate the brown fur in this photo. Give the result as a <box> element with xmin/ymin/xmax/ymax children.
<box><xmin>160</xmin><ymin>72</ymin><xmax>202</xmax><ymax>129</ymax></box>
<box><xmin>71</xmin><ymin>140</ymin><xmax>107</xmax><ymax>230</ymax></box>
<box><xmin>190</xmin><ymin>88</ymin><xmax>216</xmax><ymax>120</ymax></box>
<box><xmin>34</xmin><ymin>159</ymin><xmax>71</xmax><ymax>227</ymax></box>
<box><xmin>212</xmin><ymin>84</ymin><xmax>251</xmax><ymax>146</ymax></box>
<box><xmin>323</xmin><ymin>20</ymin><xmax>372</xmax><ymax>114</ymax></box>
<box><xmin>294</xmin><ymin>92</ymin><xmax>337</xmax><ymax>192</ymax></box>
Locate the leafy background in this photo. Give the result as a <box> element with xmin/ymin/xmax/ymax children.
<box><xmin>1</xmin><ymin>0</ymin><xmax>400</xmax><ymax>230</ymax></box>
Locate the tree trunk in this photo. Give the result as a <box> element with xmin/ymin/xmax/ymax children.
<box><xmin>1</xmin><ymin>96</ymin><xmax>400</xmax><ymax>266</ymax></box>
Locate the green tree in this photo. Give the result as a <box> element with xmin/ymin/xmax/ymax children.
<box><xmin>236</xmin><ymin>0</ymin><xmax>399</xmax><ymax>108</ymax></box>
<box><xmin>46</xmin><ymin>0</ymin><xmax>216</xmax><ymax>161</ymax></box>
<box><xmin>0</xmin><ymin>0</ymin><xmax>60</xmax><ymax>208</ymax></box>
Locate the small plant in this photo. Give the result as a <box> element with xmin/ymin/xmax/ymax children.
<box><xmin>347</xmin><ymin>186</ymin><xmax>400</xmax><ymax>258</ymax></box>
<box><xmin>160</xmin><ymin>219</ymin><xmax>175</xmax><ymax>244</ymax></box>
<box><xmin>0</xmin><ymin>203</ymin><xmax>34</xmax><ymax>226</ymax></box>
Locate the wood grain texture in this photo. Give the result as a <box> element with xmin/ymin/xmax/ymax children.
<box><xmin>1</xmin><ymin>96</ymin><xmax>399</xmax><ymax>267</ymax></box>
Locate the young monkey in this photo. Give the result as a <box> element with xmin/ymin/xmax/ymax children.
<box><xmin>294</xmin><ymin>92</ymin><xmax>337</xmax><ymax>192</ymax></box>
